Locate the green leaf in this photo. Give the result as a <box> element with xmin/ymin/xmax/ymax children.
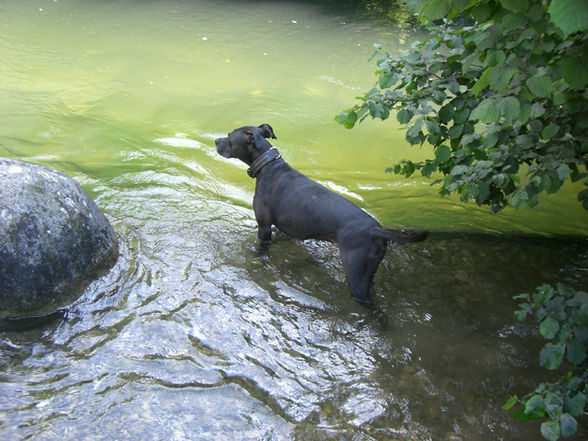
<box><xmin>541</xmin><ymin>123</ymin><xmax>559</xmax><ymax>139</ymax></box>
<box><xmin>462</xmin><ymin>52</ymin><xmax>479</xmax><ymax>74</ymax></box>
<box><xmin>518</xmin><ymin>101</ymin><xmax>532</xmax><ymax>124</ymax></box>
<box><xmin>561</xmin><ymin>55</ymin><xmax>588</xmax><ymax>89</ymax></box>
<box><xmin>397</xmin><ymin>108</ymin><xmax>414</xmax><ymax>124</ymax></box>
<box><xmin>455</xmin><ymin>109</ymin><xmax>469</xmax><ymax>126</ymax></box>
<box><xmin>477</xmin><ymin>181</ymin><xmax>490</xmax><ymax>203</ymax></box>
<box><xmin>450</xmin><ymin>164</ymin><xmax>469</xmax><ymax>176</ymax></box>
<box><xmin>528</xmin><ymin>4</ymin><xmax>545</xmax><ymax>21</ymax></box>
<box><xmin>335</xmin><ymin>110</ymin><xmax>358</xmax><ymax>129</ymax></box>
<box><xmin>379</xmin><ymin>72</ymin><xmax>398</xmax><ymax>89</ymax></box>
<box><xmin>471</xmin><ymin>99</ymin><xmax>499</xmax><ymax>124</ymax></box>
<box><xmin>426</xmin><ymin>119</ymin><xmax>441</xmax><ymax>136</ymax></box>
<box><xmin>406</xmin><ymin>51</ymin><xmax>422</xmax><ymax>64</ymax></box>
<box><xmin>535</xmin><ymin>284</ymin><xmax>555</xmax><ymax>304</ymax></box>
<box><xmin>531</xmin><ymin>103</ymin><xmax>546</xmax><ymax>118</ymax></box>
<box><xmin>435</xmin><ymin>145</ymin><xmax>451</xmax><ymax>162</ymax></box>
<box><xmin>501</xmin><ymin>12</ymin><xmax>529</xmax><ymax>30</ymax></box>
<box><xmin>567</xmin><ymin>376</ymin><xmax>584</xmax><ymax>391</ymax></box>
<box><xmin>439</xmin><ymin>104</ymin><xmax>454</xmax><ymax>123</ymax></box>
<box><xmin>489</xmin><ymin>64</ymin><xmax>517</xmax><ymax>92</ymax></box>
<box><xmin>540</xmin><ymin>343</ymin><xmax>565</xmax><ymax>370</ymax></box>
<box><xmin>539</xmin><ymin>317</ymin><xmax>560</xmax><ymax>339</ymax></box>
<box><xmin>525</xmin><ymin>394</ymin><xmax>546</xmax><ymax>416</ymax></box>
<box><xmin>526</xmin><ymin>75</ymin><xmax>553</xmax><ymax>98</ymax></box>
<box><xmin>420</xmin><ymin>0</ymin><xmax>452</xmax><ymax>21</ymax></box>
<box><xmin>510</xmin><ymin>408</ymin><xmax>533</xmax><ymax>422</ymax></box>
<box><xmin>557</xmin><ymin>283</ymin><xmax>576</xmax><ymax>298</ymax></box>
<box><xmin>421</xmin><ymin>161</ymin><xmax>437</xmax><ymax>177</ymax></box>
<box><xmin>406</xmin><ymin>119</ymin><xmax>425</xmax><ymax>145</ymax></box>
<box><xmin>379</xmin><ymin>105</ymin><xmax>390</xmax><ymax>120</ymax></box>
<box><xmin>472</xmin><ymin>2</ymin><xmax>493</xmax><ymax>21</ymax></box>
<box><xmin>483</xmin><ymin>133</ymin><xmax>499</xmax><ymax>148</ymax></box>
<box><xmin>566</xmin><ymin>338</ymin><xmax>587</xmax><ymax>365</ymax></box>
<box><xmin>560</xmin><ymin>413</ymin><xmax>578</xmax><ymax>438</ymax></box>
<box><xmin>510</xmin><ymin>189</ymin><xmax>529</xmax><ymax>208</ymax></box>
<box><xmin>540</xmin><ymin>421</ymin><xmax>560</xmax><ymax>441</ymax></box>
<box><xmin>472</xmin><ymin>66</ymin><xmax>492</xmax><ymax>96</ymax></box>
<box><xmin>564</xmin><ymin>392</ymin><xmax>586</xmax><ymax>417</ymax></box>
<box><xmin>548</xmin><ymin>0</ymin><xmax>588</xmax><ymax>37</ymax></box>
<box><xmin>335</xmin><ymin>111</ymin><xmax>348</xmax><ymax>126</ymax></box>
<box><xmin>503</xmin><ymin>395</ymin><xmax>519</xmax><ymax>410</ymax></box>
<box><xmin>556</xmin><ymin>164</ymin><xmax>571</xmax><ymax>181</ymax></box>
<box><xmin>448</xmin><ymin>124</ymin><xmax>463</xmax><ymax>138</ymax></box>
<box><xmin>402</xmin><ymin>161</ymin><xmax>416</xmax><ymax>177</ymax></box>
<box><xmin>485</xmin><ymin>49</ymin><xmax>506</xmax><ymax>66</ymax></box>
<box><xmin>365</xmin><ymin>87</ymin><xmax>380</xmax><ymax>98</ymax></box>
<box><xmin>498</xmin><ymin>96</ymin><xmax>520</xmax><ymax>122</ymax></box>
<box><xmin>500</xmin><ymin>0</ymin><xmax>529</xmax><ymax>12</ymax></box>
<box><xmin>514</xmin><ymin>303</ymin><xmax>532</xmax><ymax>321</ymax></box>
<box><xmin>545</xmin><ymin>392</ymin><xmax>563</xmax><ymax>420</ymax></box>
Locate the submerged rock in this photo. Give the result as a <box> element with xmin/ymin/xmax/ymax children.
<box><xmin>0</xmin><ymin>158</ymin><xmax>118</xmax><ymax>322</ymax></box>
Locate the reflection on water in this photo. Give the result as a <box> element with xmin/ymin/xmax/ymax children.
<box><xmin>0</xmin><ymin>0</ymin><xmax>586</xmax><ymax>440</ymax></box>
<box><xmin>2</xmin><ymin>207</ymin><xmax>586</xmax><ymax>440</ymax></box>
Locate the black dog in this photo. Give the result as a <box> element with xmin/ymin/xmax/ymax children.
<box><xmin>215</xmin><ymin>124</ymin><xmax>426</xmax><ymax>305</ymax></box>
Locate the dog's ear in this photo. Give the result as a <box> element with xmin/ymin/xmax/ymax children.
<box><xmin>258</xmin><ymin>124</ymin><xmax>277</xmax><ymax>139</ymax></box>
<box><xmin>244</xmin><ymin>130</ymin><xmax>255</xmax><ymax>145</ymax></box>
<box><xmin>253</xmin><ymin>130</ymin><xmax>273</xmax><ymax>151</ymax></box>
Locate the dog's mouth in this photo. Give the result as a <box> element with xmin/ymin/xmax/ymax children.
<box><xmin>215</xmin><ymin>138</ymin><xmax>232</xmax><ymax>158</ymax></box>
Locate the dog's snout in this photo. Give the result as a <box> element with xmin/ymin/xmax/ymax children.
<box><xmin>215</xmin><ymin>137</ymin><xmax>232</xmax><ymax>158</ymax></box>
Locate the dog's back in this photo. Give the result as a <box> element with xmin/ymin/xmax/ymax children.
<box><xmin>216</xmin><ymin>123</ymin><xmax>426</xmax><ymax>306</ymax></box>
<box><xmin>254</xmin><ymin>163</ymin><xmax>379</xmax><ymax>243</ymax></box>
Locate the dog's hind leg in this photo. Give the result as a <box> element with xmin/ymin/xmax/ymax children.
<box><xmin>256</xmin><ymin>224</ymin><xmax>272</xmax><ymax>251</ymax></box>
<box><xmin>339</xmin><ymin>238</ymin><xmax>387</xmax><ymax>305</ymax></box>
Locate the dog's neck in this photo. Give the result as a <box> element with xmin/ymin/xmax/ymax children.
<box><xmin>247</xmin><ymin>147</ymin><xmax>282</xmax><ymax>178</ymax></box>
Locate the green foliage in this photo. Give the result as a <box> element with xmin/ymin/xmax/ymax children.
<box><xmin>548</xmin><ymin>0</ymin><xmax>588</xmax><ymax>37</ymax></box>
<box><xmin>336</xmin><ymin>3</ymin><xmax>588</xmax><ymax>439</ymax></box>
<box><xmin>505</xmin><ymin>284</ymin><xmax>588</xmax><ymax>440</ymax></box>
<box><xmin>336</xmin><ymin>0</ymin><xmax>588</xmax><ymax>213</ymax></box>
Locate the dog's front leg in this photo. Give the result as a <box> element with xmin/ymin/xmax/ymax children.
<box><xmin>253</xmin><ymin>197</ymin><xmax>272</xmax><ymax>252</ymax></box>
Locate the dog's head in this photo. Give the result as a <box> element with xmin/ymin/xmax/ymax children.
<box><xmin>215</xmin><ymin>124</ymin><xmax>277</xmax><ymax>165</ymax></box>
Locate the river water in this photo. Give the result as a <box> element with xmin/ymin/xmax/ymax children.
<box><xmin>0</xmin><ymin>0</ymin><xmax>586</xmax><ymax>440</ymax></box>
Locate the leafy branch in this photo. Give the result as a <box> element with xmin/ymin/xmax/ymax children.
<box><xmin>337</xmin><ymin>1</ymin><xmax>588</xmax><ymax>439</ymax></box>
<box><xmin>335</xmin><ymin>0</ymin><xmax>588</xmax><ymax>213</ymax></box>
<box><xmin>504</xmin><ymin>284</ymin><xmax>588</xmax><ymax>441</ymax></box>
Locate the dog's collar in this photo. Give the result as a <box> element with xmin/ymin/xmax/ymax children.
<box><xmin>247</xmin><ymin>147</ymin><xmax>281</xmax><ymax>178</ymax></box>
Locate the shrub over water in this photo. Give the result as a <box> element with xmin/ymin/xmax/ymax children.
<box><xmin>337</xmin><ymin>1</ymin><xmax>587</xmax><ymax>438</ymax></box>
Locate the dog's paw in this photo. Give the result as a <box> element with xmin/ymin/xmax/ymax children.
<box><xmin>249</xmin><ymin>246</ymin><xmax>270</xmax><ymax>260</ymax></box>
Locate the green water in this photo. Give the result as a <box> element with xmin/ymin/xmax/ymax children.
<box><xmin>1</xmin><ymin>0</ymin><xmax>585</xmax><ymax>234</ymax></box>
<box><xmin>0</xmin><ymin>1</ymin><xmax>586</xmax><ymax>440</ymax></box>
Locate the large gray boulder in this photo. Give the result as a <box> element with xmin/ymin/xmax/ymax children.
<box><xmin>0</xmin><ymin>158</ymin><xmax>118</xmax><ymax>322</ymax></box>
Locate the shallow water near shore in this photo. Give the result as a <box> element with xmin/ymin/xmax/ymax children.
<box><xmin>0</xmin><ymin>0</ymin><xmax>587</xmax><ymax>440</ymax></box>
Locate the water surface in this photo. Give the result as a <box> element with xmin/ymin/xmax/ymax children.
<box><xmin>0</xmin><ymin>1</ymin><xmax>586</xmax><ymax>440</ymax></box>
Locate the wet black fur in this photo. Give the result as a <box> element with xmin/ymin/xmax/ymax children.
<box><xmin>215</xmin><ymin>124</ymin><xmax>426</xmax><ymax>305</ymax></box>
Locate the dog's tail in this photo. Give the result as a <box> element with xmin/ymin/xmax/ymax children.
<box><xmin>371</xmin><ymin>227</ymin><xmax>428</xmax><ymax>243</ymax></box>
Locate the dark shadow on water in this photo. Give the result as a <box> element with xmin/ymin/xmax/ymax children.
<box><xmin>228</xmin><ymin>0</ymin><xmax>420</xmax><ymax>28</ymax></box>
<box><xmin>0</xmin><ymin>308</ymin><xmax>67</xmax><ymax>332</ymax></box>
